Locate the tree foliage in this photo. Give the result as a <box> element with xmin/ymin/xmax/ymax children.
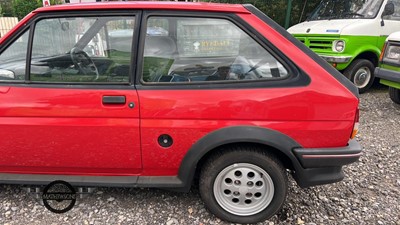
<box><xmin>12</xmin><ymin>0</ymin><xmax>41</xmax><ymax>20</ymax></box>
<box><xmin>0</xmin><ymin>0</ymin><xmax>13</xmax><ymax>17</ymax></box>
<box><xmin>206</xmin><ymin>0</ymin><xmax>322</xmax><ymax>27</ymax></box>
<box><xmin>1</xmin><ymin>0</ymin><xmax>322</xmax><ymax>27</ymax></box>
<box><xmin>0</xmin><ymin>0</ymin><xmax>63</xmax><ymax>19</ymax></box>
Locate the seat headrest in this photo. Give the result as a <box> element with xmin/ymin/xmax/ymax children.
<box><xmin>144</xmin><ymin>36</ymin><xmax>176</xmax><ymax>57</ymax></box>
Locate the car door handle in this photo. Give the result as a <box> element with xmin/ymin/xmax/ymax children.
<box><xmin>102</xmin><ymin>96</ymin><xmax>126</xmax><ymax>104</ymax></box>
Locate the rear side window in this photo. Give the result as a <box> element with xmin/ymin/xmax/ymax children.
<box><xmin>142</xmin><ymin>16</ymin><xmax>289</xmax><ymax>83</ymax></box>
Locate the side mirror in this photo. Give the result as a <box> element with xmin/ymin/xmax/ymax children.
<box><xmin>381</xmin><ymin>3</ymin><xmax>395</xmax><ymax>26</ymax></box>
<box><xmin>61</xmin><ymin>22</ymin><xmax>70</xmax><ymax>31</ymax></box>
<box><xmin>0</xmin><ymin>69</ymin><xmax>15</xmax><ymax>80</ymax></box>
<box><xmin>382</xmin><ymin>2</ymin><xmax>395</xmax><ymax>17</ymax></box>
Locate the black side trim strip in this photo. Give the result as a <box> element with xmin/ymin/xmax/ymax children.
<box><xmin>243</xmin><ymin>4</ymin><xmax>359</xmax><ymax>99</ymax></box>
<box><xmin>0</xmin><ymin>173</ymin><xmax>186</xmax><ymax>191</ymax></box>
<box><xmin>293</xmin><ymin>139</ymin><xmax>362</xmax><ymax>168</ymax></box>
<box><xmin>0</xmin><ymin>173</ymin><xmax>138</xmax><ymax>187</ymax></box>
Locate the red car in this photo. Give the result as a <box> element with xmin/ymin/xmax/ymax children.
<box><xmin>0</xmin><ymin>2</ymin><xmax>361</xmax><ymax>223</ymax></box>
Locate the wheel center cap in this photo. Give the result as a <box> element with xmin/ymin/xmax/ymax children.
<box><xmin>239</xmin><ymin>186</ymin><xmax>248</xmax><ymax>194</ymax></box>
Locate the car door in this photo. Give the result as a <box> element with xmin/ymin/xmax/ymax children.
<box><xmin>136</xmin><ymin>14</ymin><xmax>299</xmax><ymax>176</ymax></box>
<box><xmin>0</xmin><ymin>12</ymin><xmax>141</xmax><ymax>175</ymax></box>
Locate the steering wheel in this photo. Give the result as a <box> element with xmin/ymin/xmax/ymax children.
<box><xmin>70</xmin><ymin>47</ymin><xmax>99</xmax><ymax>80</ymax></box>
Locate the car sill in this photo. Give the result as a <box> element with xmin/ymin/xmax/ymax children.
<box><xmin>0</xmin><ymin>173</ymin><xmax>185</xmax><ymax>189</ymax></box>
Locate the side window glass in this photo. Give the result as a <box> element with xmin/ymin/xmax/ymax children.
<box><xmin>0</xmin><ymin>30</ymin><xmax>29</xmax><ymax>81</ymax></box>
<box><xmin>383</xmin><ymin>1</ymin><xmax>400</xmax><ymax>20</ymax></box>
<box><xmin>142</xmin><ymin>18</ymin><xmax>170</xmax><ymax>82</ymax></box>
<box><xmin>142</xmin><ymin>17</ymin><xmax>289</xmax><ymax>83</ymax></box>
<box><xmin>31</xmin><ymin>16</ymin><xmax>135</xmax><ymax>83</ymax></box>
<box><xmin>147</xmin><ymin>18</ymin><xmax>169</xmax><ymax>36</ymax></box>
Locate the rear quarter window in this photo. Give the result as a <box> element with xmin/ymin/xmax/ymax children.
<box><xmin>141</xmin><ymin>16</ymin><xmax>289</xmax><ymax>84</ymax></box>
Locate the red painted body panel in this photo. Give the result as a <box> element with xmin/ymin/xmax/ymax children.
<box><xmin>0</xmin><ymin>3</ymin><xmax>359</xmax><ymax>178</ymax></box>
<box><xmin>138</xmin><ymin>13</ymin><xmax>359</xmax><ymax>176</ymax></box>
<box><xmin>0</xmin><ymin>87</ymin><xmax>141</xmax><ymax>175</ymax></box>
<box><xmin>138</xmin><ymin>88</ymin><xmax>357</xmax><ymax>175</ymax></box>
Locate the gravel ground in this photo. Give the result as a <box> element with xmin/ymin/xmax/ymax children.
<box><xmin>1</xmin><ymin>85</ymin><xmax>399</xmax><ymax>225</ymax></box>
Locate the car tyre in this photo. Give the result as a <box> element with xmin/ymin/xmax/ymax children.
<box><xmin>343</xmin><ymin>59</ymin><xmax>375</xmax><ymax>93</ymax></box>
<box><xmin>199</xmin><ymin>146</ymin><xmax>287</xmax><ymax>224</ymax></box>
<box><xmin>389</xmin><ymin>87</ymin><xmax>400</xmax><ymax>104</ymax></box>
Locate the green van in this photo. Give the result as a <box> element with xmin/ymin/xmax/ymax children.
<box><xmin>288</xmin><ymin>0</ymin><xmax>400</xmax><ymax>93</ymax></box>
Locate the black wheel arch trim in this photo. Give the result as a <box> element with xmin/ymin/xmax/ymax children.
<box><xmin>177</xmin><ymin>125</ymin><xmax>303</xmax><ymax>191</ymax></box>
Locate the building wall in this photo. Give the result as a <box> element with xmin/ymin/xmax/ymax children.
<box><xmin>0</xmin><ymin>17</ymin><xmax>18</xmax><ymax>38</ymax></box>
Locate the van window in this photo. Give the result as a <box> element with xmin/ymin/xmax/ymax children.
<box><xmin>309</xmin><ymin>0</ymin><xmax>383</xmax><ymax>20</ymax></box>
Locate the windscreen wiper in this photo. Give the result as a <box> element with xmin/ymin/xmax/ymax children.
<box><xmin>342</xmin><ymin>12</ymin><xmax>365</xmax><ymax>18</ymax></box>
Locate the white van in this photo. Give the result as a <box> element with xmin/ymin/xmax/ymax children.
<box><xmin>288</xmin><ymin>0</ymin><xmax>399</xmax><ymax>93</ymax></box>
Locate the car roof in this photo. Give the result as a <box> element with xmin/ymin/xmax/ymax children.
<box><xmin>34</xmin><ymin>2</ymin><xmax>250</xmax><ymax>14</ymax></box>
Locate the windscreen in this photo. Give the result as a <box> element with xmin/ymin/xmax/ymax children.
<box><xmin>308</xmin><ymin>0</ymin><xmax>384</xmax><ymax>20</ymax></box>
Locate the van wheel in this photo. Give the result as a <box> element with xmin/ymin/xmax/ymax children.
<box><xmin>389</xmin><ymin>87</ymin><xmax>400</xmax><ymax>104</ymax></box>
<box><xmin>199</xmin><ymin>148</ymin><xmax>287</xmax><ymax>224</ymax></box>
<box><xmin>343</xmin><ymin>59</ymin><xmax>375</xmax><ymax>93</ymax></box>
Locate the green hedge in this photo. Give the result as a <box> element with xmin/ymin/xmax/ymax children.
<box><xmin>1</xmin><ymin>0</ymin><xmax>321</xmax><ymax>28</ymax></box>
<box><xmin>0</xmin><ymin>0</ymin><xmax>63</xmax><ymax>20</ymax></box>
<box><xmin>204</xmin><ymin>0</ymin><xmax>321</xmax><ymax>27</ymax></box>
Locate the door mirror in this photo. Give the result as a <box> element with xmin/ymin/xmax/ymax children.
<box><xmin>382</xmin><ymin>2</ymin><xmax>395</xmax><ymax>17</ymax></box>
